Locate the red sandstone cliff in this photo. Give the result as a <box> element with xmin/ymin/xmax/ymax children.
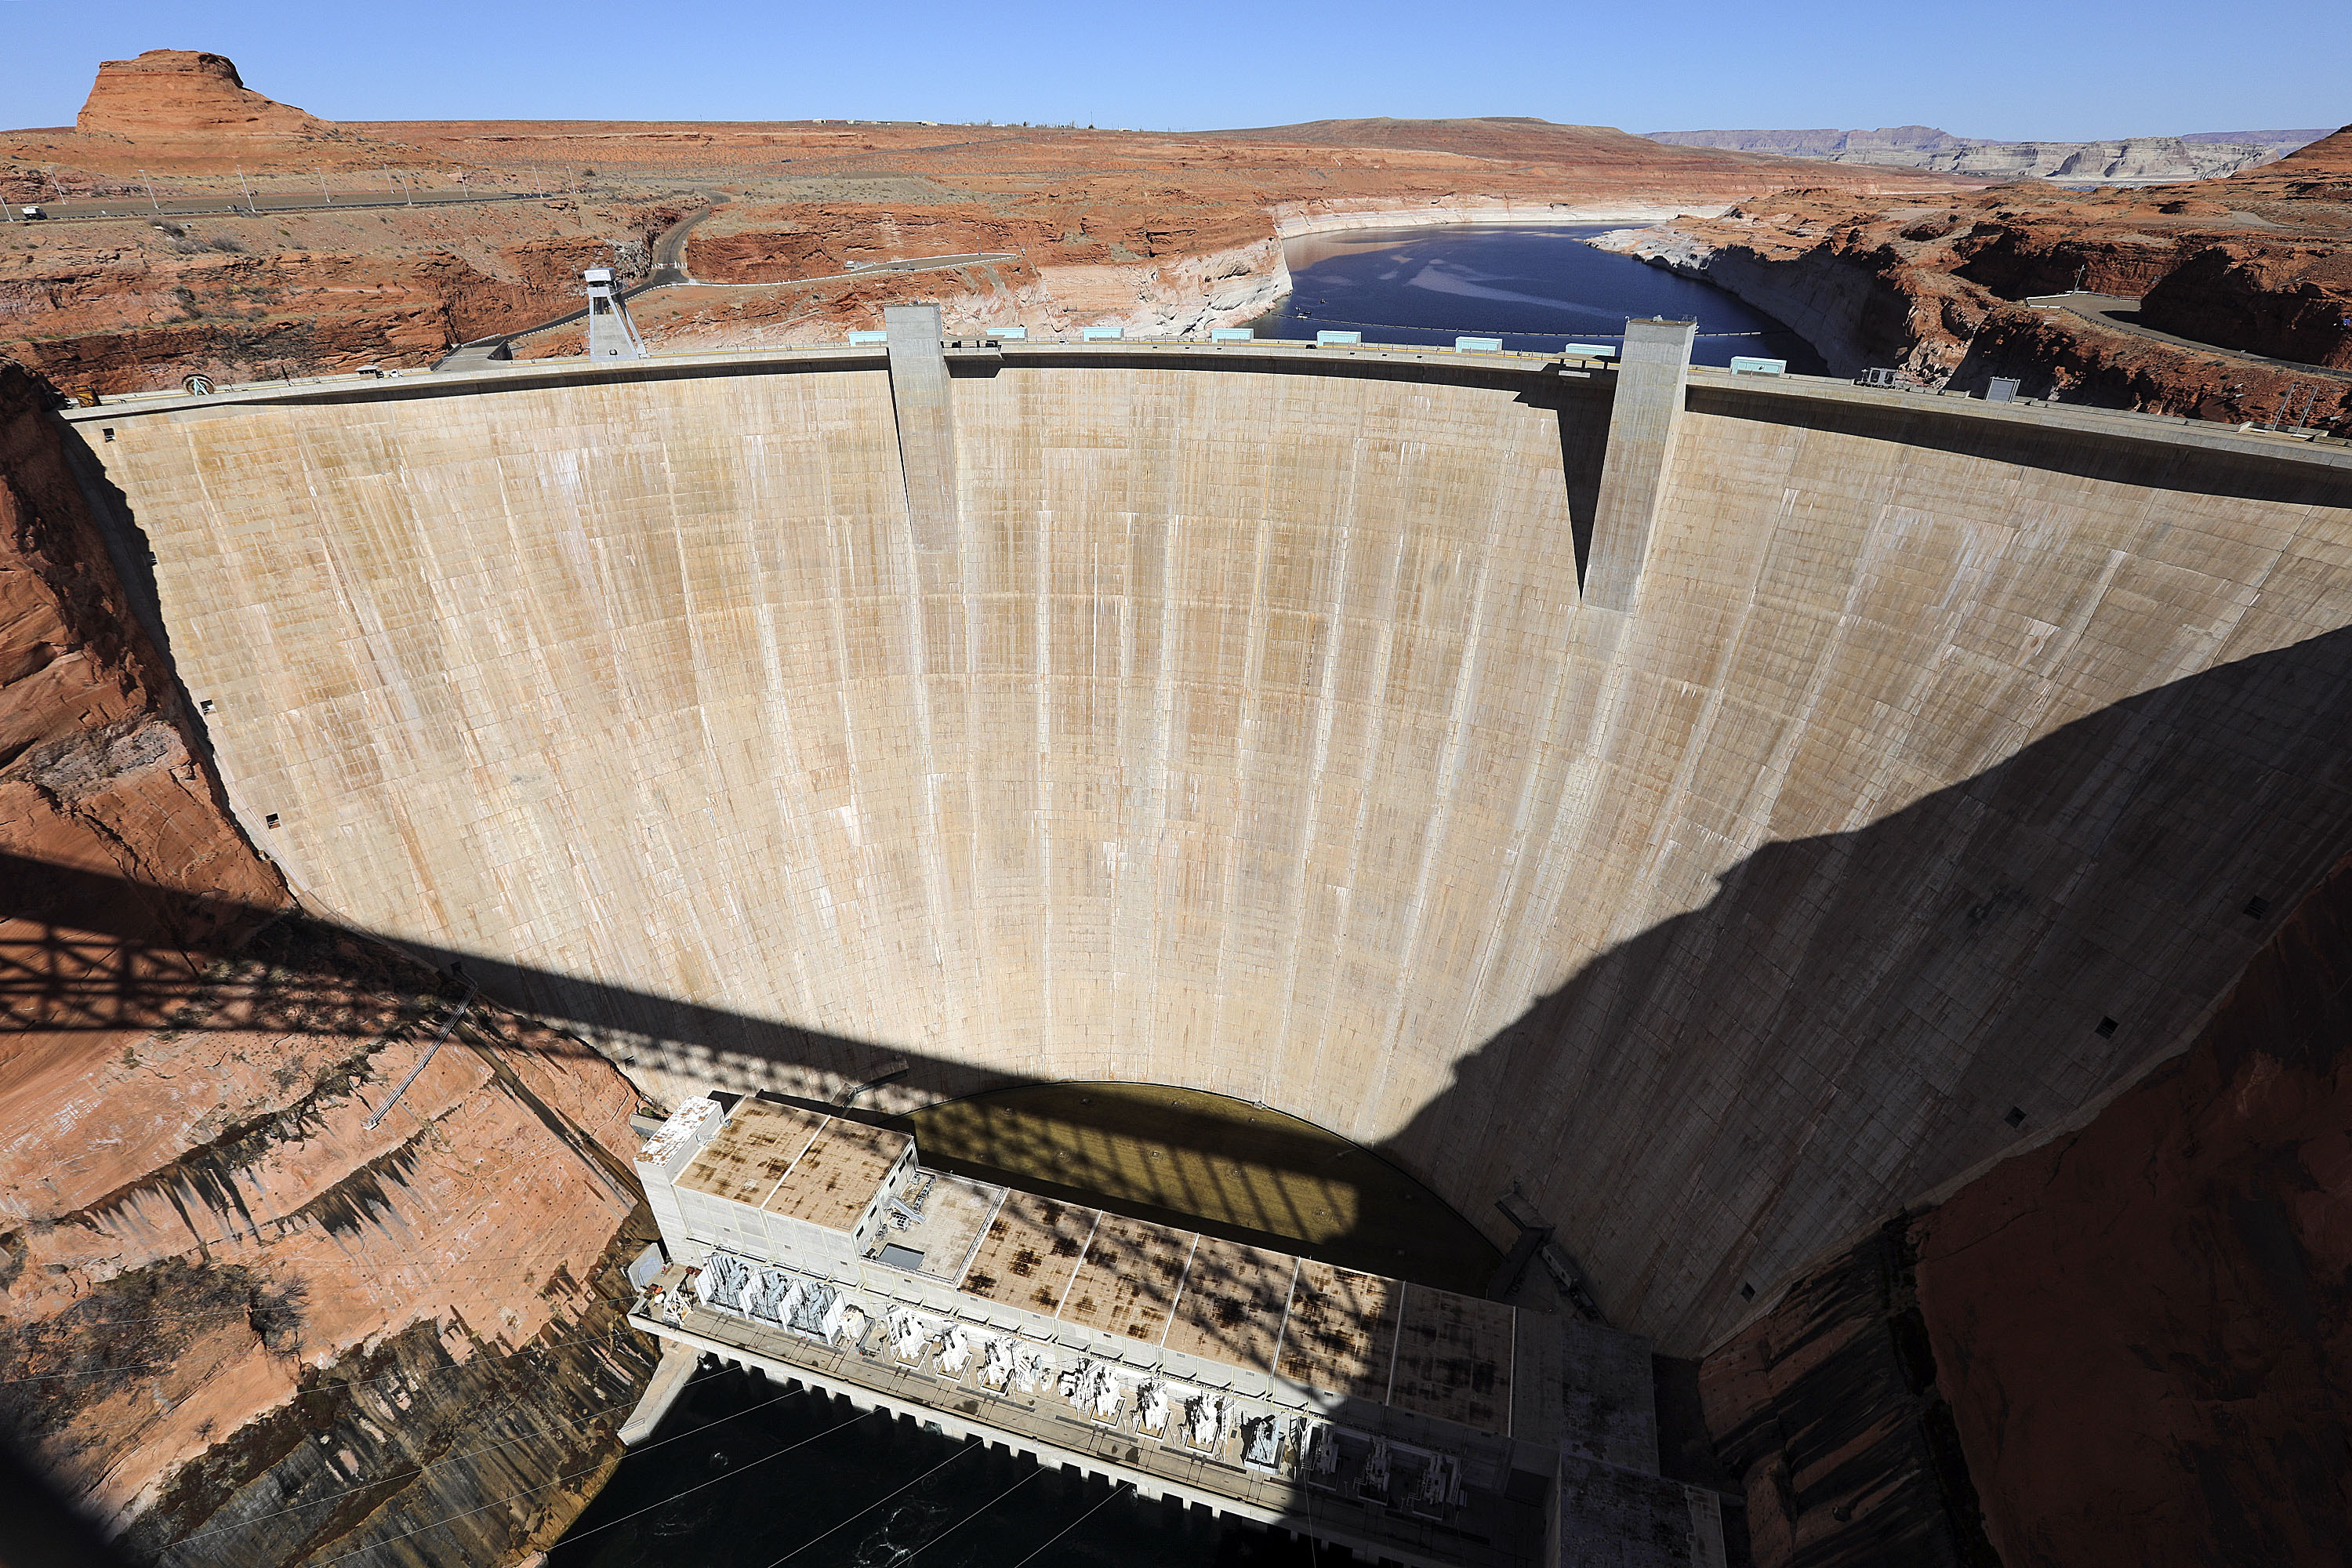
<box><xmin>0</xmin><ymin>360</ymin><xmax>656</xmax><ymax>1563</ymax></box>
<box><xmin>76</xmin><ymin>51</ymin><xmax>336</xmax><ymax>142</ymax></box>
<box><xmin>1702</xmin><ymin>848</ymin><xmax>2352</xmax><ymax>1566</ymax></box>
<box><xmin>2140</xmin><ymin>241</ymin><xmax>2352</xmax><ymax>371</ymax></box>
<box><xmin>3</xmin><ymin>209</ymin><xmax>685</xmax><ymax>396</ymax></box>
<box><xmin>1591</xmin><ymin>127</ymin><xmax>2352</xmax><ymax>430</ymax></box>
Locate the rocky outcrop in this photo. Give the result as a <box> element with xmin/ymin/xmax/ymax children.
<box><xmin>2</xmin><ymin>206</ymin><xmax>684</xmax><ymax>397</ymax></box>
<box><xmin>1701</xmin><ymin>850</ymin><xmax>2352</xmax><ymax>1567</ymax></box>
<box><xmin>0</xmin><ymin>359</ymin><xmax>277</xmax><ymax>918</ymax></box>
<box><xmin>2139</xmin><ymin>241</ymin><xmax>2352</xmax><ymax>370</ymax></box>
<box><xmin>1646</xmin><ymin>125</ymin><xmax>2303</xmax><ymax>183</ymax></box>
<box><xmin>1268</xmin><ymin>196</ymin><xmax>1743</xmax><ymax>237</ymax></box>
<box><xmin>674</xmin><ymin>198</ymin><xmax>1287</xmax><ymax>337</ymax></box>
<box><xmin>1222</xmin><ymin>117</ymin><xmax>1973</xmax><ymax>198</ymax></box>
<box><xmin>1699</xmin><ymin>1220</ymin><xmax>1996</xmax><ymax>1566</ymax></box>
<box><xmin>684</xmin><ymin>198</ymin><xmax>1273</xmax><ymax>285</ymax></box>
<box><xmin>0</xmin><ymin>359</ymin><xmax>658</xmax><ymax>1564</ymax></box>
<box><xmin>76</xmin><ymin>51</ymin><xmax>334</xmax><ymax>141</ymax></box>
<box><xmin>1588</xmin><ymin>140</ymin><xmax>2352</xmax><ymax>428</ymax></box>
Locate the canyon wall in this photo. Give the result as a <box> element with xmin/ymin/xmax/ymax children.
<box><xmin>2141</xmin><ymin>241</ymin><xmax>2352</xmax><ymax>371</ymax></box>
<box><xmin>0</xmin><ymin>360</ymin><xmax>656</xmax><ymax>1564</ymax></box>
<box><xmin>1589</xmin><ymin>156</ymin><xmax>2352</xmax><ymax>429</ymax></box>
<box><xmin>1702</xmin><ymin>845</ymin><xmax>2352</xmax><ymax>1567</ymax></box>
<box><xmin>667</xmin><ymin>200</ymin><xmax>1291</xmax><ymax>341</ymax></box>
<box><xmin>82</xmin><ymin>354</ymin><xmax>2352</xmax><ymax>1356</ymax></box>
<box><xmin>1645</xmin><ymin>125</ymin><xmax>2295</xmax><ymax>183</ymax></box>
<box><xmin>2</xmin><ymin>203</ymin><xmax>687</xmax><ymax>398</ymax></box>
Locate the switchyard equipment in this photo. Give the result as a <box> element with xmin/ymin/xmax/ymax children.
<box><xmin>628</xmin><ymin>1095</ymin><xmax>1713</xmax><ymax>1566</ymax></box>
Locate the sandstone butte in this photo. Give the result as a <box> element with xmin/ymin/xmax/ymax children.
<box><xmin>74</xmin><ymin>50</ymin><xmax>339</xmax><ymax>142</ymax></box>
<box><xmin>1590</xmin><ymin>124</ymin><xmax>2352</xmax><ymax>432</ymax></box>
<box><xmin>2</xmin><ymin>44</ymin><xmax>2351</xmax><ymax>1568</ymax></box>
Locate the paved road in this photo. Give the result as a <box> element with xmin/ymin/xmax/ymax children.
<box><xmin>5</xmin><ymin>189</ymin><xmax>572</xmax><ymax>226</ymax></box>
<box><xmin>645</xmin><ymin>195</ymin><xmax>722</xmax><ymax>285</ymax></box>
<box><xmin>435</xmin><ymin>201</ymin><xmax>721</xmax><ymax>365</ymax></box>
<box><xmin>437</xmin><ymin>207</ymin><xmax>1022</xmax><ymax>368</ymax></box>
<box><xmin>2028</xmin><ymin>291</ymin><xmax>2351</xmax><ymax>384</ymax></box>
<box><xmin>678</xmin><ymin>251</ymin><xmax>1022</xmax><ymax>289</ymax></box>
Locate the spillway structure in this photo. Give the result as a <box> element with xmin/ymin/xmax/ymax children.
<box><xmin>64</xmin><ymin>309</ymin><xmax>2352</xmax><ymax>1562</ymax></box>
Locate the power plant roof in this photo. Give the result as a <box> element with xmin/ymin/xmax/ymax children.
<box><xmin>764</xmin><ymin>1118</ymin><xmax>910</xmax><ymax>1231</ymax></box>
<box><xmin>669</xmin><ymin>1099</ymin><xmax>1522</xmax><ymax>1434</ymax></box>
<box><xmin>673</xmin><ymin>1100</ymin><xmax>826</xmax><ymax>1207</ymax></box>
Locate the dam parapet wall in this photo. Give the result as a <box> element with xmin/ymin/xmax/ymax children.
<box><xmin>65</xmin><ymin>339</ymin><xmax>2352</xmax><ymax>1356</ymax></box>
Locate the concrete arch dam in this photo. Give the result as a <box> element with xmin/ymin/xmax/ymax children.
<box><xmin>78</xmin><ymin>332</ymin><xmax>2352</xmax><ymax>1355</ymax></box>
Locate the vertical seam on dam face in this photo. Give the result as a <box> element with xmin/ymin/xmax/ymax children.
<box><xmin>889</xmin><ymin>303</ymin><xmax>964</xmax><ymax>1042</ymax></box>
<box><xmin>887</xmin><ymin>305</ymin><xmax>960</xmax><ymax>557</ymax></box>
<box><xmin>1584</xmin><ymin>318</ymin><xmax>1699</xmax><ymax>612</ymax></box>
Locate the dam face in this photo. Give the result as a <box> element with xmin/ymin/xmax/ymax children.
<box><xmin>83</xmin><ymin>343</ymin><xmax>2352</xmax><ymax>1352</ymax></box>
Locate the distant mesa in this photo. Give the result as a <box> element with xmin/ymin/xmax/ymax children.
<box><xmin>2267</xmin><ymin>123</ymin><xmax>2352</xmax><ymax>173</ymax></box>
<box><xmin>1642</xmin><ymin>124</ymin><xmax>2332</xmax><ymax>183</ymax></box>
<box><xmin>76</xmin><ymin>49</ymin><xmax>332</xmax><ymax>139</ymax></box>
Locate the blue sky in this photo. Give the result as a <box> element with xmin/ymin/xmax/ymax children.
<box><xmin>4</xmin><ymin>0</ymin><xmax>2340</xmax><ymax>143</ymax></box>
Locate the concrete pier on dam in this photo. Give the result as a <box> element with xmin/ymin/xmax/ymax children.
<box><xmin>64</xmin><ymin>324</ymin><xmax>2352</xmax><ymax>1358</ymax></box>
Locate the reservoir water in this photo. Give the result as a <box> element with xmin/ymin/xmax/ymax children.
<box><xmin>1249</xmin><ymin>222</ymin><xmax>1826</xmax><ymax>372</ymax></box>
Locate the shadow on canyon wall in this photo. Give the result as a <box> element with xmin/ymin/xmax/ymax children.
<box><xmin>13</xmin><ymin>612</ymin><xmax>2352</xmax><ymax>1563</ymax></box>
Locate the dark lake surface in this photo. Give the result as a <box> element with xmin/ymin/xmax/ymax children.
<box><xmin>1248</xmin><ymin>222</ymin><xmax>1826</xmax><ymax>373</ymax></box>
<box><xmin>550</xmin><ymin>1366</ymin><xmax>1318</xmax><ymax>1566</ymax></box>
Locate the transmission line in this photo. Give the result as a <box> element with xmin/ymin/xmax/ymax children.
<box><xmin>313</xmin><ymin>1395</ymin><xmax>877</xmax><ymax>1566</ymax></box>
<box><xmin>530</xmin><ymin>1397</ymin><xmax>881</xmax><ymax>1561</ymax></box>
<box><xmin>761</xmin><ymin>1436</ymin><xmax>982</xmax><ymax>1566</ymax></box>
<box><xmin>1005</xmin><ymin>1480</ymin><xmax>1131</xmax><ymax>1568</ymax></box>
<box><xmin>163</xmin><ymin>1372</ymin><xmax>841</xmax><ymax>1556</ymax></box>
<box><xmin>898</xmin><ymin>1466</ymin><xmax>1040</xmax><ymax>1564</ymax></box>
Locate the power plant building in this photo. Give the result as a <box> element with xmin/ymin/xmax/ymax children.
<box><xmin>630</xmin><ymin>1095</ymin><xmax>1722</xmax><ymax>1566</ymax></box>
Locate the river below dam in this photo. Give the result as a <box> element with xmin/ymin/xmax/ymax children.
<box><xmin>1249</xmin><ymin>221</ymin><xmax>1825</xmax><ymax>372</ymax></box>
<box><xmin>550</xmin><ymin>1364</ymin><xmax>1319</xmax><ymax>1566</ymax></box>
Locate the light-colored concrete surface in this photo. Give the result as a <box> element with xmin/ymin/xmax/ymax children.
<box><xmin>617</xmin><ymin>1339</ymin><xmax>699</xmax><ymax>1445</ymax></box>
<box><xmin>885</xmin><ymin>303</ymin><xmax>959</xmax><ymax>555</ymax></box>
<box><xmin>1584</xmin><ymin>316</ymin><xmax>1698</xmax><ymax>611</ymax></box>
<box><xmin>84</xmin><ymin>346</ymin><xmax>2352</xmax><ymax>1352</ymax></box>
